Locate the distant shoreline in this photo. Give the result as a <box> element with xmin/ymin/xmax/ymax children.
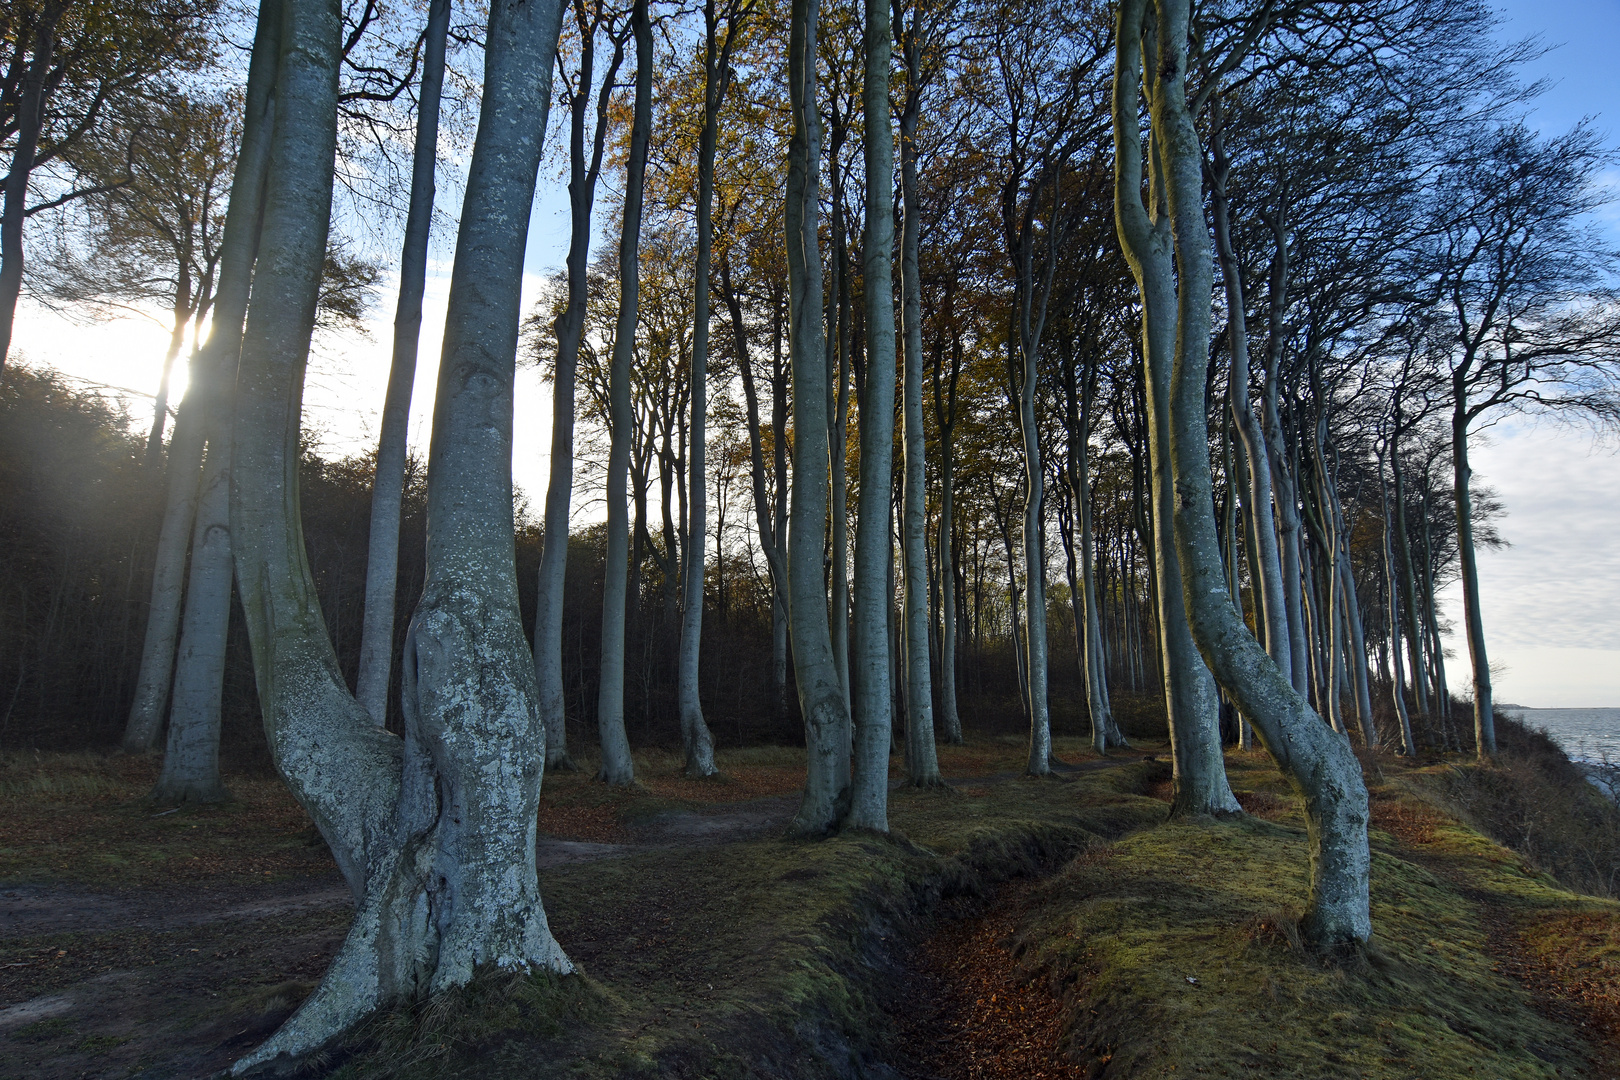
<box><xmin>1501</xmin><ymin>704</ymin><xmax>1620</xmax><ymax>711</ymax></box>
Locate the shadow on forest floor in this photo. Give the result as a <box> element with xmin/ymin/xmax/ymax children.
<box><xmin>3</xmin><ymin>736</ymin><xmax>1620</xmax><ymax>1079</ymax></box>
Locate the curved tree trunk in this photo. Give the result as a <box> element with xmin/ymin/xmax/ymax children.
<box><xmin>595</xmin><ymin>0</ymin><xmax>653</xmax><ymax>788</ymax></box>
<box><xmin>355</xmin><ymin>0</ymin><xmax>451</xmax><ymax>727</ymax></box>
<box><xmin>229</xmin><ymin>0</ymin><xmax>571</xmax><ymax>1068</ymax></box>
<box><xmin>897</xmin><ymin>22</ymin><xmax>940</xmax><ymax>787</ymax></box>
<box><xmin>846</xmin><ymin>0</ymin><xmax>897</xmax><ymax>829</ymax></box>
<box><xmin>784</xmin><ymin>0</ymin><xmax>851</xmax><ymax>836</ymax></box>
<box><xmin>1115</xmin><ymin>0</ymin><xmax>1369</xmax><ymax>945</ymax></box>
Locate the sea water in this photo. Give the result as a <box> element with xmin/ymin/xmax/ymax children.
<box><xmin>1507</xmin><ymin>708</ymin><xmax>1620</xmax><ymax>763</ymax></box>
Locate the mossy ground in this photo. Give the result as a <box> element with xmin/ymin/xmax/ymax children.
<box><xmin>4</xmin><ymin>736</ymin><xmax>1619</xmax><ymax>1079</ymax></box>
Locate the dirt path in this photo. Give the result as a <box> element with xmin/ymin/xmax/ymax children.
<box><xmin>887</xmin><ymin>878</ymin><xmax>1083</xmax><ymax>1080</ymax></box>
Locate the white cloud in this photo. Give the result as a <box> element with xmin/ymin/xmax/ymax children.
<box><xmin>1438</xmin><ymin>419</ymin><xmax>1620</xmax><ymax>707</ymax></box>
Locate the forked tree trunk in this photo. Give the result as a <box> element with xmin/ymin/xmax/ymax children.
<box><xmin>355</xmin><ymin>0</ymin><xmax>451</xmax><ymax>726</ymax></box>
<box><xmin>846</xmin><ymin>0</ymin><xmax>898</xmax><ymax>828</ymax></box>
<box><xmin>785</xmin><ymin>0</ymin><xmax>852</xmax><ymax>836</ymax></box>
<box><xmin>122</xmin><ymin>11</ymin><xmax>280</xmax><ymax>755</ymax></box>
<box><xmin>229</xmin><ymin>0</ymin><xmax>570</xmax><ymax>1068</ymax></box>
<box><xmin>145</xmin><ymin>286</ymin><xmax>192</xmax><ymax>467</ymax></box>
<box><xmin>595</xmin><ymin>0</ymin><xmax>653</xmax><ymax>788</ymax></box>
<box><xmin>1114</xmin><ymin>0</ymin><xmax>1369</xmax><ymax>945</ymax></box>
<box><xmin>897</xmin><ymin>11</ymin><xmax>941</xmax><ymax>787</ymax></box>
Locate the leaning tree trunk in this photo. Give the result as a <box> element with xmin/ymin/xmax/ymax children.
<box><xmin>229</xmin><ymin>0</ymin><xmax>571</xmax><ymax>1069</ymax></box>
<box><xmin>121</xmin><ymin>7</ymin><xmax>280</xmax><ymax>755</ymax></box>
<box><xmin>897</xmin><ymin>22</ymin><xmax>941</xmax><ymax>787</ymax></box>
<box><xmin>676</xmin><ymin>0</ymin><xmax>729</xmax><ymax>780</ymax></box>
<box><xmin>846</xmin><ymin>0</ymin><xmax>898</xmax><ymax>829</ymax></box>
<box><xmin>1451</xmin><ymin>399</ymin><xmax>1494</xmax><ymax>757</ymax></box>
<box><xmin>595</xmin><ymin>0</ymin><xmax>653</xmax><ymax>788</ymax></box>
<box><xmin>785</xmin><ymin>0</ymin><xmax>852</xmax><ymax>836</ymax></box>
<box><xmin>1116</xmin><ymin>0</ymin><xmax>1369</xmax><ymax>945</ymax></box>
<box><xmin>355</xmin><ymin>0</ymin><xmax>451</xmax><ymax>726</ymax></box>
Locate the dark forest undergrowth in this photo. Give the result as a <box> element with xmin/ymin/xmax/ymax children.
<box><xmin>3</xmin><ymin>733</ymin><xmax>1620</xmax><ymax>1079</ymax></box>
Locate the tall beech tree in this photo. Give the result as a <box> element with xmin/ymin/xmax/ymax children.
<box><xmin>228</xmin><ymin>0</ymin><xmax>571</xmax><ymax>1066</ymax></box>
<box><xmin>595</xmin><ymin>0</ymin><xmax>653</xmax><ymax>788</ymax></box>
<box><xmin>847</xmin><ymin>0</ymin><xmax>898</xmax><ymax>829</ymax></box>
<box><xmin>784</xmin><ymin>0</ymin><xmax>852</xmax><ymax>836</ymax></box>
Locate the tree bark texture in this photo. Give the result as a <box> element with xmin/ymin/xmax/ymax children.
<box><xmin>1450</xmin><ymin>405</ymin><xmax>1494</xmax><ymax>756</ymax></box>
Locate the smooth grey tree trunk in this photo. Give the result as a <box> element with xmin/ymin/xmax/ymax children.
<box><xmin>1115</xmin><ymin>0</ymin><xmax>1369</xmax><ymax>944</ymax></box>
<box><xmin>676</xmin><ymin>0</ymin><xmax>733</xmax><ymax>780</ymax></box>
<box><xmin>897</xmin><ymin>22</ymin><xmax>941</xmax><ymax>787</ymax></box>
<box><xmin>355</xmin><ymin>0</ymin><xmax>451</xmax><ymax>726</ymax></box>
<box><xmin>596</xmin><ymin>0</ymin><xmax>652</xmax><ymax>788</ymax></box>
<box><xmin>785</xmin><ymin>0</ymin><xmax>852</xmax><ymax>836</ymax></box>
<box><xmin>229</xmin><ymin>0</ymin><xmax>571</xmax><ymax>1068</ymax></box>
<box><xmin>121</xmin><ymin>9</ymin><xmax>280</xmax><ymax>755</ymax></box>
<box><xmin>846</xmin><ymin>0</ymin><xmax>897</xmax><ymax>829</ymax></box>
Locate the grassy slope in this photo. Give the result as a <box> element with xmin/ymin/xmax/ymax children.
<box><xmin>1019</xmin><ymin>751</ymin><xmax>1620</xmax><ymax>1078</ymax></box>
